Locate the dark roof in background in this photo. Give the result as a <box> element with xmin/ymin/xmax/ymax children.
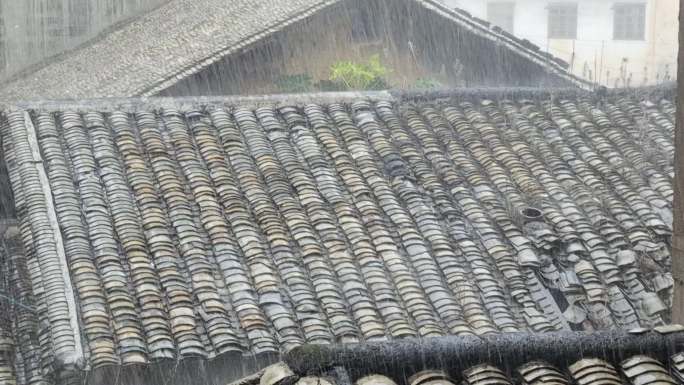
<box><xmin>0</xmin><ymin>87</ymin><xmax>674</xmax><ymax>384</ymax></box>
<box><xmin>0</xmin><ymin>0</ymin><xmax>588</xmax><ymax>101</ymax></box>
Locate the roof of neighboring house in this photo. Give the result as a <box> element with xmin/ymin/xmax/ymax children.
<box><xmin>0</xmin><ymin>0</ymin><xmax>587</xmax><ymax>101</ymax></box>
<box><xmin>0</xmin><ymin>87</ymin><xmax>674</xmax><ymax>382</ymax></box>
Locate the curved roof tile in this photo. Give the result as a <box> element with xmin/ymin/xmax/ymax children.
<box><xmin>0</xmin><ymin>88</ymin><xmax>673</xmax><ymax>381</ymax></box>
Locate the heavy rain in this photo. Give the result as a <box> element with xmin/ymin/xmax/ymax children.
<box><xmin>0</xmin><ymin>1</ymin><xmax>681</xmax><ymax>385</ymax></box>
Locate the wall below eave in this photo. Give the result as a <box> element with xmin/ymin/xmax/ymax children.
<box><xmin>158</xmin><ymin>0</ymin><xmax>569</xmax><ymax>97</ymax></box>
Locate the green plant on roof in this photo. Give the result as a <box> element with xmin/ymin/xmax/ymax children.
<box><xmin>276</xmin><ymin>73</ymin><xmax>314</xmax><ymax>93</ymax></box>
<box><xmin>329</xmin><ymin>54</ymin><xmax>390</xmax><ymax>90</ymax></box>
<box><xmin>413</xmin><ymin>77</ymin><xmax>442</xmax><ymax>90</ymax></box>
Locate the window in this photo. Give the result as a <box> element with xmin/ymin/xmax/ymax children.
<box><xmin>548</xmin><ymin>3</ymin><xmax>578</xmax><ymax>39</ymax></box>
<box><xmin>613</xmin><ymin>3</ymin><xmax>645</xmax><ymax>40</ymax></box>
<box><xmin>487</xmin><ymin>2</ymin><xmax>515</xmax><ymax>33</ymax></box>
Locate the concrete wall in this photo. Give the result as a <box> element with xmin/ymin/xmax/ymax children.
<box><xmin>444</xmin><ymin>0</ymin><xmax>678</xmax><ymax>87</ymax></box>
<box><xmin>672</xmin><ymin>0</ymin><xmax>683</xmax><ymax>325</ymax></box>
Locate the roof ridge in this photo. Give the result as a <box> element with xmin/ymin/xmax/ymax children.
<box><xmin>3</xmin><ymin>84</ymin><xmax>673</xmax><ymax>112</ymax></box>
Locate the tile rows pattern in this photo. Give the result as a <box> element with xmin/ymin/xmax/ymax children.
<box><xmin>1</xmin><ymin>111</ymin><xmax>80</xmax><ymax>384</ymax></box>
<box><xmin>0</xmin><ymin>94</ymin><xmax>673</xmax><ymax>372</ymax></box>
<box><xmin>0</xmin><ymin>231</ymin><xmax>49</xmax><ymax>385</ymax></box>
<box><xmin>0</xmin><ymin>253</ymin><xmax>18</xmax><ymax>385</ymax></box>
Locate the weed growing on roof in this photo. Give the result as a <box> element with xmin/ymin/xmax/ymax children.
<box><xmin>276</xmin><ymin>74</ymin><xmax>314</xmax><ymax>93</ymax></box>
<box><xmin>329</xmin><ymin>54</ymin><xmax>390</xmax><ymax>90</ymax></box>
<box><xmin>413</xmin><ymin>77</ymin><xmax>443</xmax><ymax>90</ymax></box>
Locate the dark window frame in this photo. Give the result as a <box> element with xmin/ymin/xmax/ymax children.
<box><xmin>613</xmin><ymin>3</ymin><xmax>646</xmax><ymax>40</ymax></box>
<box><xmin>487</xmin><ymin>1</ymin><xmax>515</xmax><ymax>33</ymax></box>
<box><xmin>547</xmin><ymin>3</ymin><xmax>578</xmax><ymax>39</ymax></box>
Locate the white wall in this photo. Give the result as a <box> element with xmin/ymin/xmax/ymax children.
<box><xmin>442</xmin><ymin>0</ymin><xmax>678</xmax><ymax>87</ymax></box>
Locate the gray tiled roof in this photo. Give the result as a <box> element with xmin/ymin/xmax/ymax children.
<box><xmin>0</xmin><ymin>89</ymin><xmax>674</xmax><ymax>381</ymax></box>
<box><xmin>0</xmin><ymin>0</ymin><xmax>586</xmax><ymax>102</ymax></box>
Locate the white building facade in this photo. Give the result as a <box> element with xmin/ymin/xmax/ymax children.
<box><xmin>444</xmin><ymin>0</ymin><xmax>678</xmax><ymax>87</ymax></box>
